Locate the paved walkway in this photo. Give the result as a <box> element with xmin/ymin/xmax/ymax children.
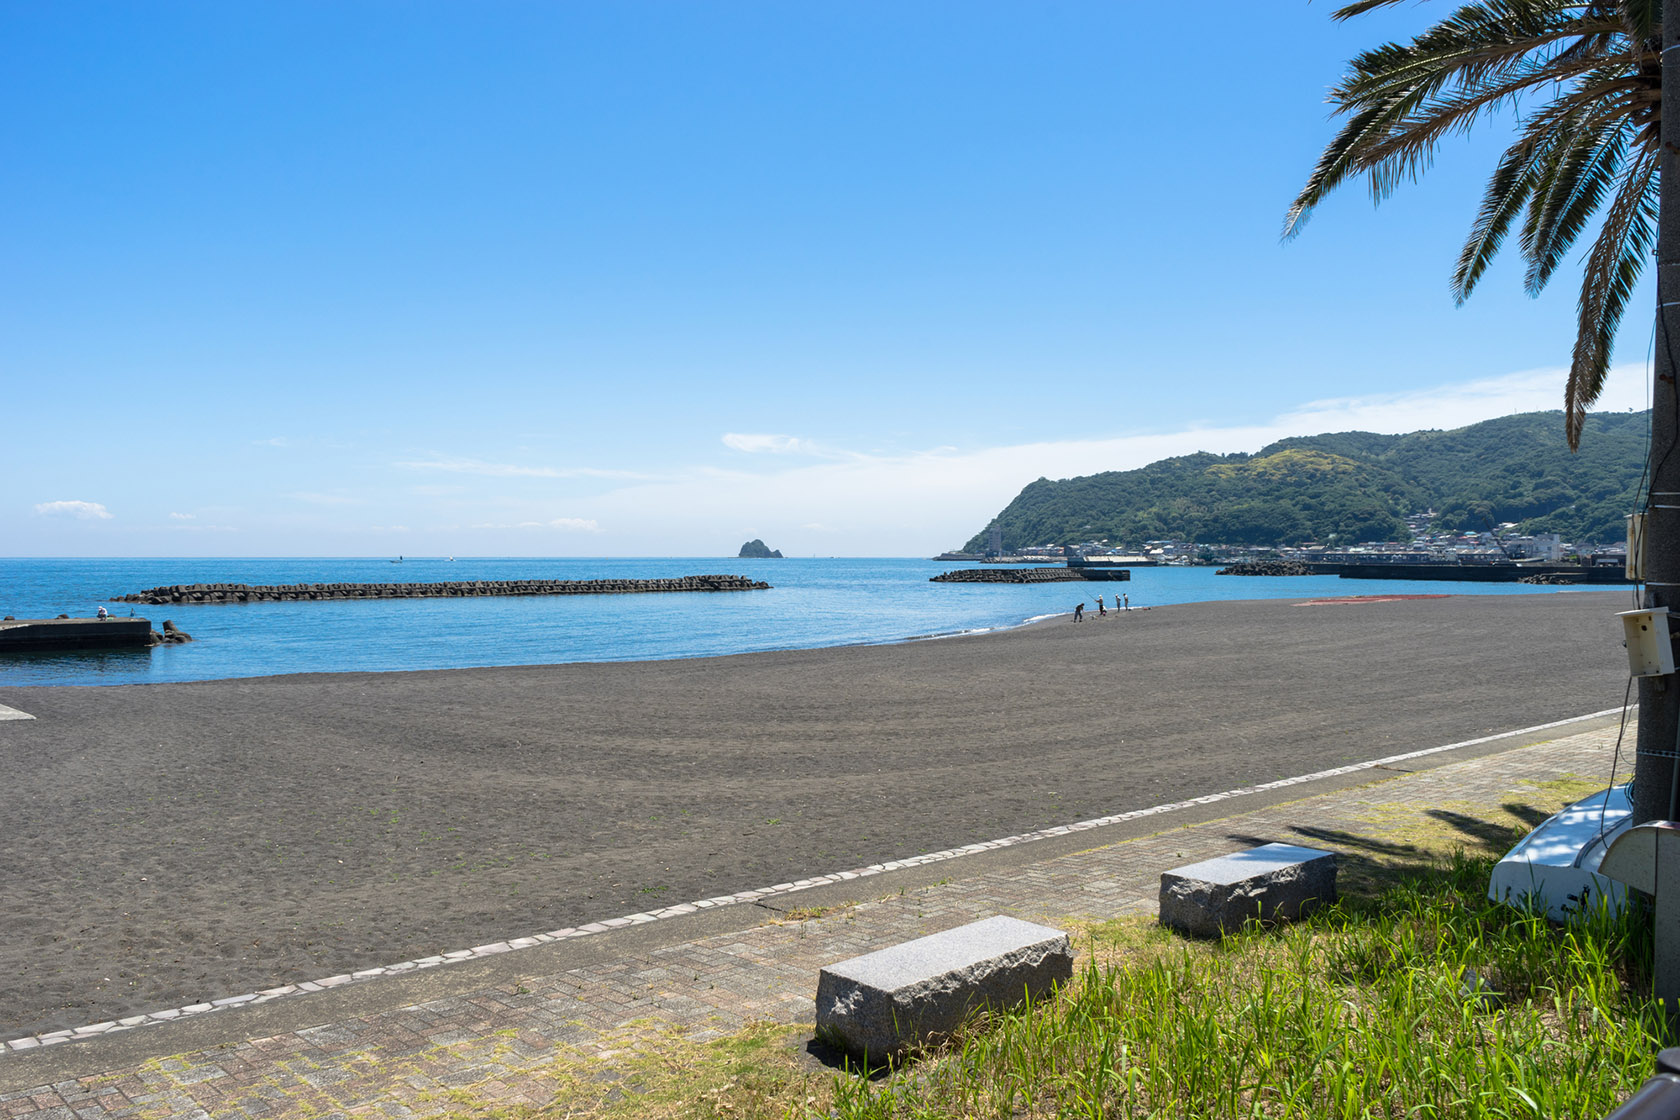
<box><xmin>0</xmin><ymin>720</ymin><xmax>1628</xmax><ymax>1119</ymax></box>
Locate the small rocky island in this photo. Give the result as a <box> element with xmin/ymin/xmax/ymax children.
<box><xmin>738</xmin><ymin>539</ymin><xmax>784</xmax><ymax>559</ymax></box>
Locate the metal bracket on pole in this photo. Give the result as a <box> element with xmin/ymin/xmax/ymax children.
<box><xmin>1601</xmin><ymin>822</ymin><xmax>1680</xmax><ymax>1013</ymax></box>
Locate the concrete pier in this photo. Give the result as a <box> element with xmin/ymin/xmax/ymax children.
<box><xmin>0</xmin><ymin>619</ymin><xmax>155</xmax><ymax>652</ymax></box>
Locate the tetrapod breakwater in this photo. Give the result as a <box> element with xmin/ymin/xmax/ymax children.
<box><xmin>931</xmin><ymin>567</ymin><xmax>1130</xmax><ymax>584</ymax></box>
<box><xmin>112</xmin><ymin>576</ymin><xmax>772</xmax><ymax>605</ymax></box>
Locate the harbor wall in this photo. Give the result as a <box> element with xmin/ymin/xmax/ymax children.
<box><xmin>0</xmin><ymin>619</ymin><xmax>156</xmax><ymax>651</ymax></box>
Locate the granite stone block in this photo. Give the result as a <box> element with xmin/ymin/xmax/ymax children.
<box><xmin>1159</xmin><ymin>843</ymin><xmax>1337</xmax><ymax>937</ymax></box>
<box><xmin>814</xmin><ymin>915</ymin><xmax>1072</xmax><ymax>1059</ymax></box>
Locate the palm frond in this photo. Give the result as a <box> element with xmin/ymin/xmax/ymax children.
<box><xmin>1520</xmin><ymin>106</ymin><xmax>1627</xmax><ymax>293</ymax></box>
<box><xmin>1454</xmin><ymin>126</ymin><xmax>1552</xmax><ymax>300</ymax></box>
<box><xmin>1287</xmin><ymin>4</ymin><xmax>1632</xmax><ymax>238</ymax></box>
<box><xmin>1294</xmin><ymin>0</ymin><xmax>1657</xmax><ymax>445</ymax></box>
<box><xmin>1567</xmin><ymin>145</ymin><xmax>1657</xmax><ymax>447</ymax></box>
<box><xmin>1618</xmin><ymin>0</ymin><xmax>1660</xmax><ymax>40</ymax></box>
<box><xmin>1332</xmin><ymin>0</ymin><xmax>1414</xmax><ymax>20</ymax></box>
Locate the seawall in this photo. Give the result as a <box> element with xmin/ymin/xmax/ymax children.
<box><xmin>0</xmin><ymin>619</ymin><xmax>156</xmax><ymax>651</ymax></box>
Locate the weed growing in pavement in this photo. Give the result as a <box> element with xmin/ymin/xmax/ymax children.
<box><xmin>421</xmin><ymin>1020</ymin><xmax>832</xmax><ymax>1119</ymax></box>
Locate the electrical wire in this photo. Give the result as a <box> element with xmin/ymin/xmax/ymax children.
<box><xmin>1601</xmin><ymin>674</ymin><xmax>1637</xmax><ymax>841</ymax></box>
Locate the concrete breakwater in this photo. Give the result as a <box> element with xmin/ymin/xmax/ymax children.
<box><xmin>933</xmin><ymin>568</ymin><xmax>1108</xmax><ymax>584</ymax></box>
<box><xmin>113</xmin><ymin>576</ymin><xmax>772</xmax><ymax>605</ymax></box>
<box><xmin>1217</xmin><ymin>561</ymin><xmax>1319</xmax><ymax>576</ymax></box>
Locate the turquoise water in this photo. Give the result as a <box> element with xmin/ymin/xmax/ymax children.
<box><xmin>0</xmin><ymin>557</ymin><xmax>1626</xmax><ymax>686</ymax></box>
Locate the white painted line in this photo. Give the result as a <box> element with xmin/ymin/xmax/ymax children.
<box><xmin>0</xmin><ymin>706</ymin><xmax>1624</xmax><ymax>1055</ymax></box>
<box><xmin>0</xmin><ymin>703</ymin><xmax>34</xmax><ymax>721</ymax></box>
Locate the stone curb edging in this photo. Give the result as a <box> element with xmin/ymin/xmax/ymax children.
<box><xmin>0</xmin><ymin>706</ymin><xmax>1622</xmax><ymax>1056</ymax></box>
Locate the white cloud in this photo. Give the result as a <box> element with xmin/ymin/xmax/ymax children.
<box><xmin>34</xmin><ymin>500</ymin><xmax>113</xmax><ymax>520</ymax></box>
<box><xmin>167</xmin><ymin>520</ymin><xmax>240</xmax><ymax>533</ymax></box>
<box><xmin>1276</xmin><ymin>364</ymin><xmax>1650</xmax><ymax>435</ymax></box>
<box><xmin>398</xmin><ymin>456</ymin><xmax>561</xmax><ymax>478</ymax></box>
<box><xmin>395</xmin><ymin>457</ymin><xmax>651</xmax><ymax>480</ymax></box>
<box><xmin>468</xmin><ymin>517</ymin><xmax>601</xmax><ymax>531</ymax></box>
<box><xmin>168</xmin><ymin>511</ymin><xmax>196</xmax><ymax>520</ymax></box>
<box><xmin>578</xmin><ymin>365</ymin><xmax>1654</xmax><ymax>555</ymax></box>
<box><xmin>723</xmin><ymin>433</ymin><xmax>814</xmax><ymax>455</ymax></box>
<box><xmin>290</xmin><ymin>492</ymin><xmax>364</xmax><ymax>506</ymax></box>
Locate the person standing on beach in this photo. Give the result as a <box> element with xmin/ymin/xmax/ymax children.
<box><xmin>1122</xmin><ymin>593</ymin><xmax>1129</xmax><ymax>611</ymax></box>
<box><xmin>1074</xmin><ymin>602</ymin><xmax>1084</xmax><ymax>622</ymax></box>
<box><xmin>1095</xmin><ymin>595</ymin><xmax>1106</xmax><ymax>617</ymax></box>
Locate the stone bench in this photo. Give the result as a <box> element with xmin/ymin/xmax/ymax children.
<box><xmin>1159</xmin><ymin>843</ymin><xmax>1337</xmax><ymax>938</ymax></box>
<box><xmin>814</xmin><ymin>915</ymin><xmax>1073</xmax><ymax>1059</ymax></box>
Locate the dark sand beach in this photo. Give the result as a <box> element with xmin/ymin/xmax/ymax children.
<box><xmin>0</xmin><ymin>591</ymin><xmax>1632</xmax><ymax>1038</ymax></box>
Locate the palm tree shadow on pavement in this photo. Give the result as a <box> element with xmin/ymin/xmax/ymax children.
<box><xmin>1241</xmin><ymin>806</ymin><xmax>1546</xmax><ymax>899</ymax></box>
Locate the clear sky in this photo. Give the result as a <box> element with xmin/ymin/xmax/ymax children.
<box><xmin>4</xmin><ymin>1</ymin><xmax>1655</xmax><ymax>558</ymax></box>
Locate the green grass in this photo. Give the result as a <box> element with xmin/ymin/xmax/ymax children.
<box><xmin>827</xmin><ymin>849</ymin><xmax>1666</xmax><ymax>1119</ymax></box>
<box><xmin>250</xmin><ymin>782</ymin><xmax>1662</xmax><ymax>1119</ymax></box>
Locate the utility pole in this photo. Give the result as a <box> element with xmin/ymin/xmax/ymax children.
<box><xmin>1632</xmin><ymin>0</ymin><xmax>1680</xmax><ymax>825</ymax></box>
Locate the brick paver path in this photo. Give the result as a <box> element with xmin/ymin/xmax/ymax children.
<box><xmin>0</xmin><ymin>724</ymin><xmax>1624</xmax><ymax>1118</ymax></box>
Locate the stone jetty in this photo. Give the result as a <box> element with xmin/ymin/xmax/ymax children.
<box><xmin>112</xmin><ymin>576</ymin><xmax>771</xmax><ymax>605</ymax></box>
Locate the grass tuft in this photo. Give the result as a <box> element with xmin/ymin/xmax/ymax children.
<box><xmin>826</xmin><ymin>847</ymin><xmax>1666</xmax><ymax>1119</ymax></box>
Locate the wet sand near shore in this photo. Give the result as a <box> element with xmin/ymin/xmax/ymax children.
<box><xmin>0</xmin><ymin>591</ymin><xmax>1631</xmax><ymax>1039</ymax></box>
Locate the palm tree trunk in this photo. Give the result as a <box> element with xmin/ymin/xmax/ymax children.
<box><xmin>1631</xmin><ymin>0</ymin><xmax>1680</xmax><ymax>826</ymax></box>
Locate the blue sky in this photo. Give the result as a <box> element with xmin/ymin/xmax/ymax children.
<box><xmin>4</xmin><ymin>2</ymin><xmax>1654</xmax><ymax>557</ymax></box>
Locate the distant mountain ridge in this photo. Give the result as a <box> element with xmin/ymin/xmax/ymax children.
<box><xmin>961</xmin><ymin>410</ymin><xmax>1648</xmax><ymax>551</ymax></box>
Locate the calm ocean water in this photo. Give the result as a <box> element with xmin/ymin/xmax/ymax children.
<box><xmin>0</xmin><ymin>557</ymin><xmax>1622</xmax><ymax>687</ymax></box>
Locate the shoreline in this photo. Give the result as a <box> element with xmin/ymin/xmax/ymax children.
<box><xmin>0</xmin><ymin>598</ymin><xmax>1083</xmax><ymax>690</ymax></box>
<box><xmin>0</xmin><ymin>559</ymin><xmax>1603</xmax><ymax>689</ymax></box>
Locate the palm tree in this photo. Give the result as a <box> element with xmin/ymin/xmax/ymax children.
<box><xmin>1285</xmin><ymin>0</ymin><xmax>1660</xmax><ymax>450</ymax></box>
<box><xmin>1294</xmin><ymin>0</ymin><xmax>1680</xmax><ymax>832</ymax></box>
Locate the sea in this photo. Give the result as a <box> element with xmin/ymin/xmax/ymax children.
<box><xmin>0</xmin><ymin>557</ymin><xmax>1625</xmax><ymax>687</ymax></box>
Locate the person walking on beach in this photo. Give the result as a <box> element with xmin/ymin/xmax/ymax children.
<box><xmin>1073</xmin><ymin>602</ymin><xmax>1084</xmax><ymax>622</ymax></box>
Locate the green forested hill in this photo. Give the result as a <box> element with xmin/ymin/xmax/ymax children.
<box><xmin>961</xmin><ymin>410</ymin><xmax>1649</xmax><ymax>551</ymax></box>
